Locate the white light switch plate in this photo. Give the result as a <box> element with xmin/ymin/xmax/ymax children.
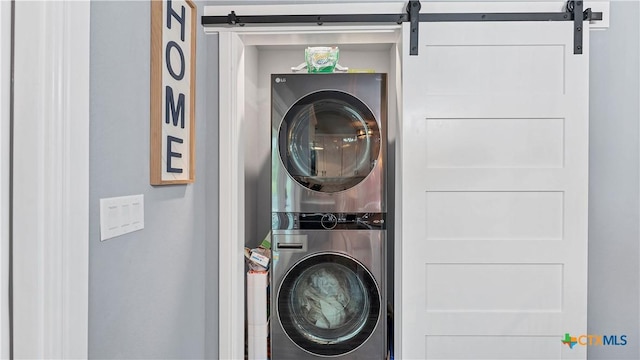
<box><xmin>100</xmin><ymin>195</ymin><xmax>144</xmax><ymax>241</ymax></box>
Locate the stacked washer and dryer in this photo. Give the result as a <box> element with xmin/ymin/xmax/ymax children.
<box><xmin>271</xmin><ymin>73</ymin><xmax>388</xmax><ymax>359</ymax></box>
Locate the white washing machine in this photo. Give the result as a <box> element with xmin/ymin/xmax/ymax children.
<box><xmin>271</xmin><ymin>73</ymin><xmax>388</xmax><ymax>359</ymax></box>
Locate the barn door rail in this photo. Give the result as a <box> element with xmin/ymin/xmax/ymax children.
<box><xmin>201</xmin><ymin>0</ymin><xmax>602</xmax><ymax>55</ymax></box>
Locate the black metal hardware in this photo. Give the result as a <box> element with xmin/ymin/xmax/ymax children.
<box><xmin>208</xmin><ymin>13</ymin><xmax>409</xmax><ymax>26</ymax></box>
<box><xmin>418</xmin><ymin>11</ymin><xmax>599</xmax><ymax>22</ymax></box>
<box><xmin>227</xmin><ymin>11</ymin><xmax>238</xmax><ymax>25</ymax></box>
<box><xmin>408</xmin><ymin>1</ymin><xmax>421</xmax><ymax>55</ymax></box>
<box><xmin>201</xmin><ymin>0</ymin><xmax>603</xmax><ymax>56</ymax></box>
<box><xmin>570</xmin><ymin>0</ymin><xmax>584</xmax><ymax>54</ymax></box>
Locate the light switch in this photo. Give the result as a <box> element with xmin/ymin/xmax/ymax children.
<box><xmin>100</xmin><ymin>195</ymin><xmax>145</xmax><ymax>241</ymax></box>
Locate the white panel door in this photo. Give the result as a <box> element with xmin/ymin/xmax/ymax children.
<box><xmin>401</xmin><ymin>18</ymin><xmax>589</xmax><ymax>360</ymax></box>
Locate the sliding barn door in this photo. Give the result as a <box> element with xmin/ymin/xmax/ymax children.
<box><xmin>401</xmin><ymin>19</ymin><xmax>589</xmax><ymax>359</ymax></box>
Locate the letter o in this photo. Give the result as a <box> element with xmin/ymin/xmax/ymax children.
<box><xmin>165</xmin><ymin>41</ymin><xmax>185</xmax><ymax>80</ymax></box>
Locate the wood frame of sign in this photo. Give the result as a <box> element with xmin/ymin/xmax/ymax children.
<box><xmin>150</xmin><ymin>0</ymin><xmax>197</xmax><ymax>185</ymax></box>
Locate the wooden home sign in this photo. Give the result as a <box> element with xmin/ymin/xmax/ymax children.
<box><xmin>150</xmin><ymin>0</ymin><xmax>196</xmax><ymax>185</ymax></box>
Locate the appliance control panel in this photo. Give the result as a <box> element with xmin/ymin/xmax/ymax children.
<box><xmin>272</xmin><ymin>212</ymin><xmax>386</xmax><ymax>230</ymax></box>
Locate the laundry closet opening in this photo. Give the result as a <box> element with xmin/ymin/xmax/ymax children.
<box><xmin>243</xmin><ymin>41</ymin><xmax>401</xmax><ymax>281</ymax></box>
<box><xmin>212</xmin><ymin>27</ymin><xmax>403</xmax><ymax>358</ymax></box>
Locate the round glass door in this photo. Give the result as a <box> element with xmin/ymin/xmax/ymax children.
<box><xmin>279</xmin><ymin>90</ymin><xmax>381</xmax><ymax>193</ymax></box>
<box><xmin>277</xmin><ymin>253</ymin><xmax>381</xmax><ymax>356</ymax></box>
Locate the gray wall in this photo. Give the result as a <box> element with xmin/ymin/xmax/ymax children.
<box><xmin>89</xmin><ymin>1</ymin><xmax>218</xmax><ymax>358</ymax></box>
<box><xmin>588</xmin><ymin>1</ymin><xmax>640</xmax><ymax>359</ymax></box>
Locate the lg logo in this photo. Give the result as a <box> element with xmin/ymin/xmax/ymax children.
<box><xmin>275</xmin><ymin>77</ymin><xmax>287</xmax><ymax>84</ymax></box>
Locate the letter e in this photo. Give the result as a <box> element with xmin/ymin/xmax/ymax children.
<box><xmin>167</xmin><ymin>136</ymin><xmax>184</xmax><ymax>173</ymax></box>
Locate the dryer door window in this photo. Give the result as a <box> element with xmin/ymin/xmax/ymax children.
<box><xmin>277</xmin><ymin>253</ymin><xmax>381</xmax><ymax>356</ymax></box>
<box><xmin>279</xmin><ymin>90</ymin><xmax>381</xmax><ymax>193</ymax></box>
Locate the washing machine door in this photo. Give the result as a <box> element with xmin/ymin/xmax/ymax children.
<box><xmin>279</xmin><ymin>90</ymin><xmax>381</xmax><ymax>193</ymax></box>
<box><xmin>277</xmin><ymin>252</ymin><xmax>381</xmax><ymax>357</ymax></box>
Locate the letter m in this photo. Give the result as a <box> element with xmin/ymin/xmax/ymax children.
<box><xmin>603</xmin><ymin>335</ymin><xmax>615</xmax><ymax>345</ymax></box>
<box><xmin>166</xmin><ymin>86</ymin><xmax>185</xmax><ymax>129</ymax></box>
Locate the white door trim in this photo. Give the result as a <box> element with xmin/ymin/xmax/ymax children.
<box><xmin>0</xmin><ymin>1</ymin><xmax>12</xmax><ymax>358</ymax></box>
<box><xmin>211</xmin><ymin>24</ymin><xmax>401</xmax><ymax>360</ymax></box>
<box><xmin>217</xmin><ymin>31</ymin><xmax>247</xmax><ymax>360</ymax></box>
<box><xmin>12</xmin><ymin>1</ymin><xmax>90</xmax><ymax>358</ymax></box>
